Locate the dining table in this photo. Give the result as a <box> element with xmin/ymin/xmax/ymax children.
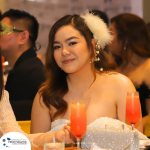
<box><xmin>31</xmin><ymin>147</ymin><xmax>80</xmax><ymax>150</ymax></box>
<box><xmin>31</xmin><ymin>147</ymin><xmax>144</xmax><ymax>150</ymax></box>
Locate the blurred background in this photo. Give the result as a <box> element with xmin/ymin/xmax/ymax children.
<box><xmin>0</xmin><ymin>0</ymin><xmax>150</xmax><ymax>63</ymax></box>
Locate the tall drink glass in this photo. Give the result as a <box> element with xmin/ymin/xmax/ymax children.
<box><xmin>70</xmin><ymin>102</ymin><xmax>87</xmax><ymax>149</ymax></box>
<box><xmin>126</xmin><ymin>91</ymin><xmax>141</xmax><ymax>130</ymax></box>
<box><xmin>44</xmin><ymin>134</ymin><xmax>64</xmax><ymax>150</ymax></box>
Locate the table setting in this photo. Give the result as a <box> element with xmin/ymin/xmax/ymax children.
<box><xmin>32</xmin><ymin>91</ymin><xmax>150</xmax><ymax>150</ymax></box>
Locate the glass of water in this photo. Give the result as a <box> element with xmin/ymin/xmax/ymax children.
<box><xmin>44</xmin><ymin>134</ymin><xmax>65</xmax><ymax>150</ymax></box>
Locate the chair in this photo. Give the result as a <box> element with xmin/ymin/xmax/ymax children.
<box><xmin>18</xmin><ymin>120</ymin><xmax>31</xmax><ymax>134</ymax></box>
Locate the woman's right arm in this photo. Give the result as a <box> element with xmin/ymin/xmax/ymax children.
<box><xmin>30</xmin><ymin>90</ymin><xmax>51</xmax><ymax>133</ymax></box>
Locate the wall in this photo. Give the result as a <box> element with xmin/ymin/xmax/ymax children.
<box><xmin>4</xmin><ymin>0</ymin><xmax>144</xmax><ymax>63</ymax></box>
<box><xmin>1</xmin><ymin>0</ymin><xmax>150</xmax><ymax>62</ymax></box>
<box><xmin>0</xmin><ymin>0</ymin><xmax>5</xmax><ymax>13</ymax></box>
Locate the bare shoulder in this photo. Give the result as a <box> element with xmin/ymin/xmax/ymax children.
<box><xmin>144</xmin><ymin>58</ymin><xmax>150</xmax><ymax>86</ymax></box>
<box><xmin>145</xmin><ymin>58</ymin><xmax>150</xmax><ymax>65</ymax></box>
<box><xmin>100</xmin><ymin>71</ymin><xmax>136</xmax><ymax>92</ymax></box>
<box><xmin>31</xmin><ymin>87</ymin><xmax>51</xmax><ymax>133</ymax></box>
<box><xmin>32</xmin><ymin>88</ymin><xmax>45</xmax><ymax>107</ymax></box>
<box><xmin>144</xmin><ymin>58</ymin><xmax>150</xmax><ymax>71</ymax></box>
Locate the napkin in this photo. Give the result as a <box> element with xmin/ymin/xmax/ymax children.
<box><xmin>92</xmin><ymin>145</ymin><xmax>112</xmax><ymax>150</ymax></box>
<box><xmin>139</xmin><ymin>140</ymin><xmax>150</xmax><ymax>149</ymax></box>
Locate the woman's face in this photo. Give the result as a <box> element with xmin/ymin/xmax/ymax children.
<box><xmin>108</xmin><ymin>22</ymin><xmax>122</xmax><ymax>56</ymax></box>
<box><xmin>53</xmin><ymin>25</ymin><xmax>93</xmax><ymax>74</ymax></box>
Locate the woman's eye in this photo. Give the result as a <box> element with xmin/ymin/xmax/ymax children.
<box><xmin>53</xmin><ymin>45</ymin><xmax>61</xmax><ymax>50</ymax></box>
<box><xmin>69</xmin><ymin>42</ymin><xmax>77</xmax><ymax>46</ymax></box>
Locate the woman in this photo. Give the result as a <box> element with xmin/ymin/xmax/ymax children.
<box><xmin>31</xmin><ymin>12</ymin><xmax>143</xmax><ymax>133</ymax></box>
<box><xmin>0</xmin><ymin>48</ymin><xmax>72</xmax><ymax>147</ymax></box>
<box><xmin>108</xmin><ymin>13</ymin><xmax>150</xmax><ymax>128</ymax></box>
<box><xmin>0</xmin><ymin>12</ymin><xmax>147</xmax><ymax>149</ymax></box>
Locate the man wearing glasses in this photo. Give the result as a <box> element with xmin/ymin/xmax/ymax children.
<box><xmin>0</xmin><ymin>9</ymin><xmax>46</xmax><ymax>120</ymax></box>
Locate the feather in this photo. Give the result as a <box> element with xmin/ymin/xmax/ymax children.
<box><xmin>81</xmin><ymin>11</ymin><xmax>113</xmax><ymax>49</ymax></box>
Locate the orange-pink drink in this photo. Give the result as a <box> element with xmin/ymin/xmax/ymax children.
<box><xmin>126</xmin><ymin>94</ymin><xmax>140</xmax><ymax>125</ymax></box>
<box><xmin>70</xmin><ymin>103</ymin><xmax>87</xmax><ymax>139</ymax></box>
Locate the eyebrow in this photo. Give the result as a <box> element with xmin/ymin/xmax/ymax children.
<box><xmin>53</xmin><ymin>36</ymin><xmax>79</xmax><ymax>44</ymax></box>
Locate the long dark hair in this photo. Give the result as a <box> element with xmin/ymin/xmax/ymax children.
<box><xmin>0</xmin><ymin>48</ymin><xmax>4</xmax><ymax>101</ymax></box>
<box><xmin>40</xmin><ymin>15</ymin><xmax>116</xmax><ymax>120</ymax></box>
<box><xmin>111</xmin><ymin>13</ymin><xmax>150</xmax><ymax>66</ymax></box>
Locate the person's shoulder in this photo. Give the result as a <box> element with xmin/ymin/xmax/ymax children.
<box><xmin>33</xmin><ymin>86</ymin><xmax>48</xmax><ymax>108</ymax></box>
<box><xmin>145</xmin><ymin>58</ymin><xmax>150</xmax><ymax>72</ymax></box>
<box><xmin>35</xmin><ymin>85</ymin><xmax>45</xmax><ymax>101</ymax></box>
<box><xmin>102</xmin><ymin>71</ymin><xmax>135</xmax><ymax>91</ymax></box>
<box><xmin>102</xmin><ymin>71</ymin><xmax>130</xmax><ymax>82</ymax></box>
<box><xmin>21</xmin><ymin>57</ymin><xmax>44</xmax><ymax>68</ymax></box>
<box><xmin>3</xmin><ymin>90</ymin><xmax>9</xmax><ymax>95</ymax></box>
<box><xmin>144</xmin><ymin>58</ymin><xmax>150</xmax><ymax>86</ymax></box>
<box><xmin>1</xmin><ymin>90</ymin><xmax>9</xmax><ymax>102</ymax></box>
<box><xmin>13</xmin><ymin>57</ymin><xmax>45</xmax><ymax>78</ymax></box>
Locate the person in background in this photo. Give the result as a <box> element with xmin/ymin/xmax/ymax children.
<box><xmin>89</xmin><ymin>9</ymin><xmax>109</xmax><ymax>26</ymax></box>
<box><xmin>30</xmin><ymin>12</ymin><xmax>143</xmax><ymax>134</ymax></box>
<box><xmin>147</xmin><ymin>22</ymin><xmax>150</xmax><ymax>31</ymax></box>
<box><xmin>108</xmin><ymin>13</ymin><xmax>150</xmax><ymax>129</ymax></box>
<box><xmin>0</xmin><ymin>9</ymin><xmax>46</xmax><ymax>120</ymax></box>
<box><xmin>0</xmin><ymin>47</ymin><xmax>146</xmax><ymax>149</ymax></box>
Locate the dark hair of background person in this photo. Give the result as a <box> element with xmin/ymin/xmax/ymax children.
<box><xmin>0</xmin><ymin>48</ymin><xmax>4</xmax><ymax>101</ymax></box>
<box><xmin>40</xmin><ymin>14</ymin><xmax>116</xmax><ymax>120</ymax></box>
<box><xmin>89</xmin><ymin>9</ymin><xmax>109</xmax><ymax>26</ymax></box>
<box><xmin>147</xmin><ymin>22</ymin><xmax>150</xmax><ymax>32</ymax></box>
<box><xmin>1</xmin><ymin>9</ymin><xmax>39</xmax><ymax>50</ymax></box>
<box><xmin>111</xmin><ymin>13</ymin><xmax>150</xmax><ymax>67</ymax></box>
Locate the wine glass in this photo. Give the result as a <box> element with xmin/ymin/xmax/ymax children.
<box><xmin>126</xmin><ymin>91</ymin><xmax>141</xmax><ymax>130</ymax></box>
<box><xmin>70</xmin><ymin>102</ymin><xmax>87</xmax><ymax>149</ymax></box>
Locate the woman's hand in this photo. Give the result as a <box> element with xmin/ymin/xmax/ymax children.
<box><xmin>55</xmin><ymin>123</ymin><xmax>76</xmax><ymax>143</ymax></box>
<box><xmin>64</xmin><ymin>123</ymin><xmax>76</xmax><ymax>143</ymax></box>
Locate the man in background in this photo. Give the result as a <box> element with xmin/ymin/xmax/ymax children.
<box><xmin>0</xmin><ymin>9</ymin><xmax>46</xmax><ymax>120</ymax></box>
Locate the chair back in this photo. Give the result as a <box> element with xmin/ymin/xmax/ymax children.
<box><xmin>18</xmin><ymin>120</ymin><xmax>31</xmax><ymax>134</ymax></box>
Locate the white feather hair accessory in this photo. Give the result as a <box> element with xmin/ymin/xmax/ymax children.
<box><xmin>80</xmin><ymin>11</ymin><xmax>112</xmax><ymax>49</ymax></box>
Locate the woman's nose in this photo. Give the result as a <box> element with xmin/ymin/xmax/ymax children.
<box><xmin>62</xmin><ymin>48</ymin><xmax>70</xmax><ymax>56</ymax></box>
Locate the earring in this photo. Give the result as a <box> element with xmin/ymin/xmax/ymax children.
<box><xmin>124</xmin><ymin>46</ymin><xmax>126</xmax><ymax>50</ymax></box>
<box><xmin>100</xmin><ymin>68</ymin><xmax>103</xmax><ymax>72</ymax></box>
<box><xmin>89</xmin><ymin>58</ymin><xmax>91</xmax><ymax>63</ymax></box>
<box><xmin>94</xmin><ymin>41</ymin><xmax>100</xmax><ymax>61</ymax></box>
